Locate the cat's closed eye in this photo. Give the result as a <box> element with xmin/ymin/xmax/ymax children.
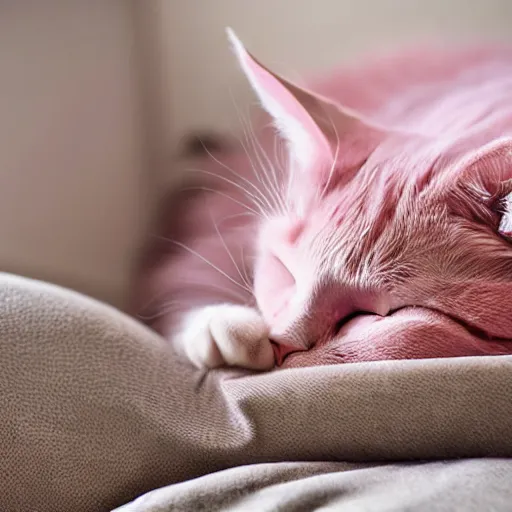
<box><xmin>333</xmin><ymin>311</ymin><xmax>373</xmax><ymax>334</ymax></box>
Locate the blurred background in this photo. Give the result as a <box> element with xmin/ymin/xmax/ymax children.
<box><xmin>1</xmin><ymin>0</ymin><xmax>511</xmax><ymax>308</ymax></box>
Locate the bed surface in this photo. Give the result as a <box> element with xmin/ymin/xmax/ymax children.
<box><xmin>1</xmin><ymin>272</ymin><xmax>511</xmax><ymax>511</ymax></box>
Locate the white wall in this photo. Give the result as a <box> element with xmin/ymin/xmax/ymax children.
<box><xmin>0</xmin><ymin>1</ymin><xmax>150</xmax><ymax>307</ymax></box>
<box><xmin>153</xmin><ymin>0</ymin><xmax>512</xmax><ymax>155</ymax></box>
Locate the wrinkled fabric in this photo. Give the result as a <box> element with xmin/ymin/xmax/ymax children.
<box><xmin>116</xmin><ymin>459</ymin><xmax>512</xmax><ymax>511</ymax></box>
<box><xmin>1</xmin><ymin>272</ymin><xmax>512</xmax><ymax>511</ymax></box>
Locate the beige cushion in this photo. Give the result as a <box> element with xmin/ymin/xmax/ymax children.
<box><xmin>2</xmin><ymin>271</ymin><xmax>512</xmax><ymax>511</ymax></box>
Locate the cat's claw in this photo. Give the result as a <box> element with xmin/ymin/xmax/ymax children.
<box><xmin>175</xmin><ymin>304</ymin><xmax>275</xmax><ymax>370</ymax></box>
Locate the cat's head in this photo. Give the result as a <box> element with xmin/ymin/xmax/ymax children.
<box><xmin>228</xmin><ymin>29</ymin><xmax>512</xmax><ymax>362</ymax></box>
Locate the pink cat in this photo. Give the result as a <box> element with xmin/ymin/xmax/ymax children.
<box><xmin>131</xmin><ymin>30</ymin><xmax>512</xmax><ymax>370</ymax></box>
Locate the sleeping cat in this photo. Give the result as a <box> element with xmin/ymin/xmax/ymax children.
<box><xmin>132</xmin><ymin>30</ymin><xmax>512</xmax><ymax>370</ymax></box>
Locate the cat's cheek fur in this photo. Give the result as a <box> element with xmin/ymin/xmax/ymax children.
<box><xmin>172</xmin><ymin>304</ymin><xmax>275</xmax><ymax>370</ymax></box>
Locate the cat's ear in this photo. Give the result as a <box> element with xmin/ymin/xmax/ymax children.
<box><xmin>454</xmin><ymin>137</ymin><xmax>512</xmax><ymax>193</ymax></box>
<box><xmin>227</xmin><ymin>28</ymin><xmax>380</xmax><ymax>173</ymax></box>
<box><xmin>449</xmin><ymin>137</ymin><xmax>512</xmax><ymax>227</ymax></box>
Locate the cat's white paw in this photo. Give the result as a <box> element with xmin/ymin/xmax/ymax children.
<box><xmin>174</xmin><ymin>304</ymin><xmax>274</xmax><ymax>370</ymax></box>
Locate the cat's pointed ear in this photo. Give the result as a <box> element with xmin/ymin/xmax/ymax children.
<box><xmin>454</xmin><ymin>137</ymin><xmax>512</xmax><ymax>192</ymax></box>
<box><xmin>448</xmin><ymin>137</ymin><xmax>512</xmax><ymax>226</ymax></box>
<box><xmin>227</xmin><ymin>28</ymin><xmax>380</xmax><ymax>172</ymax></box>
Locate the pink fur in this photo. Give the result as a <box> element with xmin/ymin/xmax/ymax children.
<box><xmin>131</xmin><ymin>37</ymin><xmax>512</xmax><ymax>370</ymax></box>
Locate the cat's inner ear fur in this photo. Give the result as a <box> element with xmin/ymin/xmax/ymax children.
<box><xmin>455</xmin><ymin>137</ymin><xmax>512</xmax><ymax>194</ymax></box>
<box><xmin>449</xmin><ymin>137</ymin><xmax>512</xmax><ymax>227</ymax></box>
<box><xmin>227</xmin><ymin>28</ymin><xmax>381</xmax><ymax>173</ymax></box>
<box><xmin>499</xmin><ymin>192</ymin><xmax>512</xmax><ymax>237</ymax></box>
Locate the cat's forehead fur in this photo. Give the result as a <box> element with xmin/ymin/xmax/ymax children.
<box><xmin>289</xmin><ymin>132</ymin><xmax>512</xmax><ymax>290</ymax></box>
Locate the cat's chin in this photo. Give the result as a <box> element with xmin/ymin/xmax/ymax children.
<box><xmin>276</xmin><ymin>307</ymin><xmax>512</xmax><ymax>369</ymax></box>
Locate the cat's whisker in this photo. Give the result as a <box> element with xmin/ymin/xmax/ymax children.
<box><xmin>139</xmin><ymin>278</ymin><xmax>251</xmax><ymax>320</ymax></box>
<box><xmin>136</xmin><ymin>300</ymin><xmax>180</xmax><ymax>321</ymax></box>
<box><xmin>184</xmin><ymin>167</ymin><xmax>270</xmax><ymax>213</ymax></box>
<box><xmin>206</xmin><ymin>207</ymin><xmax>254</xmax><ymax>292</ymax></box>
<box><xmin>272</xmin><ymin>135</ymin><xmax>290</xmax><ymax>202</ymax></box>
<box><xmin>181</xmin><ymin>186</ymin><xmax>266</xmax><ymax>218</ymax></box>
<box><xmin>239</xmin><ymin>244</ymin><xmax>253</xmax><ymax>291</ymax></box>
<box><xmin>216</xmin><ymin>211</ymin><xmax>258</xmax><ymax>225</ymax></box>
<box><xmin>320</xmin><ymin>108</ymin><xmax>341</xmax><ymax>200</ymax></box>
<box><xmin>245</xmin><ymin>118</ymin><xmax>285</xmax><ymax>206</ymax></box>
<box><xmin>158</xmin><ymin>236</ymin><xmax>254</xmax><ymax>295</ymax></box>
<box><xmin>285</xmin><ymin>154</ymin><xmax>295</xmax><ymax>205</ymax></box>
<box><xmin>234</xmin><ymin>120</ymin><xmax>281</xmax><ymax>214</ymax></box>
<box><xmin>195</xmin><ymin>144</ymin><xmax>274</xmax><ymax>213</ymax></box>
<box><xmin>182</xmin><ymin>280</ymin><xmax>250</xmax><ymax>302</ymax></box>
<box><xmin>272</xmin><ymin>135</ymin><xmax>282</xmax><ymax>177</ymax></box>
<box><xmin>231</xmin><ymin>117</ymin><xmax>277</xmax><ymax>214</ymax></box>
<box><xmin>230</xmin><ymin>93</ymin><xmax>284</xmax><ymax>215</ymax></box>
<box><xmin>228</xmin><ymin>92</ymin><xmax>275</xmax><ymax>203</ymax></box>
<box><xmin>254</xmin><ymin>127</ymin><xmax>284</xmax><ymax>201</ymax></box>
<box><xmin>244</xmin><ymin>113</ymin><xmax>288</xmax><ymax>215</ymax></box>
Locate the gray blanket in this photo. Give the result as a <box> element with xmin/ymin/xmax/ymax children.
<box><xmin>116</xmin><ymin>459</ymin><xmax>512</xmax><ymax>511</ymax></box>
<box><xmin>1</xmin><ymin>272</ymin><xmax>511</xmax><ymax>511</ymax></box>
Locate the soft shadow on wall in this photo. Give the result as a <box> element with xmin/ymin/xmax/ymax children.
<box><xmin>0</xmin><ymin>1</ymin><xmax>150</xmax><ymax>308</ymax></box>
